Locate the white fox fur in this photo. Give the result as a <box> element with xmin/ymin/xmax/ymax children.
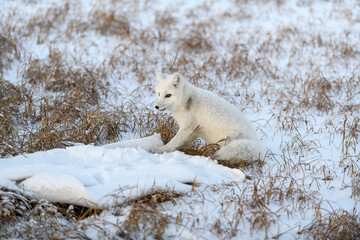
<box><xmin>153</xmin><ymin>72</ymin><xmax>266</xmax><ymax>163</ymax></box>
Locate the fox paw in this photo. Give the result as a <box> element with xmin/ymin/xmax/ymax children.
<box><xmin>151</xmin><ymin>146</ymin><xmax>166</xmax><ymax>154</ymax></box>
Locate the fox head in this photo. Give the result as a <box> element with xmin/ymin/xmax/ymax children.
<box><xmin>154</xmin><ymin>72</ymin><xmax>185</xmax><ymax>112</ymax></box>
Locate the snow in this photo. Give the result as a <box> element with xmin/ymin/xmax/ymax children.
<box><xmin>1</xmin><ymin>0</ymin><xmax>360</xmax><ymax>238</ymax></box>
<box><xmin>21</xmin><ymin>172</ymin><xmax>93</xmax><ymax>207</ymax></box>
<box><xmin>0</xmin><ymin>134</ymin><xmax>245</xmax><ymax>208</ymax></box>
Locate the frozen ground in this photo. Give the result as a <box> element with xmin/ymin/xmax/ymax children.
<box><xmin>1</xmin><ymin>0</ymin><xmax>360</xmax><ymax>239</ymax></box>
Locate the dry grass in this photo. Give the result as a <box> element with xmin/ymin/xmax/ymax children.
<box><xmin>116</xmin><ymin>188</ymin><xmax>182</xmax><ymax>240</ymax></box>
<box><xmin>301</xmin><ymin>209</ymin><xmax>360</xmax><ymax>240</ymax></box>
<box><xmin>177</xmin><ymin>25</ymin><xmax>213</xmax><ymax>53</ymax></box>
<box><xmin>24</xmin><ymin>48</ymin><xmax>108</xmax><ymax>96</ymax></box>
<box><xmin>0</xmin><ymin>187</ymin><xmax>95</xmax><ymax>239</ymax></box>
<box><xmin>25</xmin><ymin>2</ymin><xmax>70</xmax><ymax>44</ymax></box>
<box><xmin>0</xmin><ymin>47</ymin><xmax>160</xmax><ymax>157</ymax></box>
<box><xmin>1</xmin><ymin>0</ymin><xmax>360</xmax><ymax>239</ymax></box>
<box><xmin>300</xmin><ymin>74</ymin><xmax>337</xmax><ymax>112</ymax></box>
<box><xmin>93</xmin><ymin>10</ymin><xmax>130</xmax><ymax>36</ymax></box>
<box><xmin>0</xmin><ymin>75</ymin><xmax>127</xmax><ymax>156</ymax></box>
<box><xmin>0</xmin><ymin>34</ymin><xmax>19</xmax><ymax>76</ymax></box>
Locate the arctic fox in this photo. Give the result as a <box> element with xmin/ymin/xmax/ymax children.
<box><xmin>153</xmin><ymin>72</ymin><xmax>266</xmax><ymax>163</ymax></box>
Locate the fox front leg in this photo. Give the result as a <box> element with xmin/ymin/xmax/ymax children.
<box><xmin>152</xmin><ymin>127</ymin><xmax>196</xmax><ymax>153</ymax></box>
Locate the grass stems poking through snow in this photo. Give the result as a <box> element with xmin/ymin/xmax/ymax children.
<box><xmin>93</xmin><ymin>10</ymin><xmax>130</xmax><ymax>37</ymax></box>
<box><xmin>157</xmin><ymin>114</ymin><xmax>178</xmax><ymax>144</ymax></box>
<box><xmin>0</xmin><ymin>76</ymin><xmax>125</xmax><ymax>156</ymax></box>
<box><xmin>25</xmin><ymin>2</ymin><xmax>70</xmax><ymax>44</ymax></box>
<box><xmin>0</xmin><ymin>188</ymin><xmax>32</xmax><ymax>223</ymax></box>
<box><xmin>0</xmin><ymin>187</ymin><xmax>94</xmax><ymax>239</ymax></box>
<box><xmin>301</xmin><ymin>209</ymin><xmax>360</xmax><ymax>240</ymax></box>
<box><xmin>1</xmin><ymin>0</ymin><xmax>360</xmax><ymax>239</ymax></box>
<box><xmin>0</xmin><ymin>35</ymin><xmax>19</xmax><ymax>76</ymax></box>
<box><xmin>180</xmin><ymin>139</ymin><xmax>220</xmax><ymax>158</ymax></box>
<box><xmin>177</xmin><ymin>25</ymin><xmax>213</xmax><ymax>53</ymax></box>
<box><xmin>0</xmin><ymin>80</ymin><xmax>31</xmax><ymax>157</ymax></box>
<box><xmin>24</xmin><ymin>47</ymin><xmax>108</xmax><ymax>98</ymax></box>
<box><xmin>107</xmin><ymin>186</ymin><xmax>183</xmax><ymax>240</ymax></box>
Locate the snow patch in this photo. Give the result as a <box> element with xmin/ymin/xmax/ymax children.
<box><xmin>21</xmin><ymin>172</ymin><xmax>94</xmax><ymax>207</ymax></box>
<box><xmin>0</xmin><ymin>134</ymin><xmax>245</xmax><ymax>208</ymax></box>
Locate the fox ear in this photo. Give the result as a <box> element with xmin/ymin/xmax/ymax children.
<box><xmin>156</xmin><ymin>72</ymin><xmax>165</xmax><ymax>82</ymax></box>
<box><xmin>171</xmin><ymin>72</ymin><xmax>182</xmax><ymax>88</ymax></box>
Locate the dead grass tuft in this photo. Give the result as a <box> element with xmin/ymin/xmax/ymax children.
<box><xmin>26</xmin><ymin>104</ymin><xmax>127</xmax><ymax>152</ymax></box>
<box><xmin>133</xmin><ymin>189</ymin><xmax>183</xmax><ymax>208</ymax></box>
<box><xmin>218</xmin><ymin>158</ymin><xmax>266</xmax><ymax>170</ymax></box>
<box><xmin>94</xmin><ymin>10</ymin><xmax>130</xmax><ymax>36</ymax></box>
<box><xmin>155</xmin><ymin>11</ymin><xmax>177</xmax><ymax>29</ymax></box>
<box><xmin>112</xmin><ymin>187</ymin><xmax>182</xmax><ymax>240</ymax></box>
<box><xmin>301</xmin><ymin>209</ymin><xmax>360</xmax><ymax>240</ymax></box>
<box><xmin>339</xmin><ymin>115</ymin><xmax>360</xmax><ymax>175</ymax></box>
<box><xmin>0</xmin><ymin>73</ymin><xmax>128</xmax><ymax>156</ymax></box>
<box><xmin>0</xmin><ymin>47</ymin><xmax>141</xmax><ymax>156</ymax></box>
<box><xmin>301</xmin><ymin>75</ymin><xmax>335</xmax><ymax>112</ymax></box>
<box><xmin>177</xmin><ymin>25</ymin><xmax>213</xmax><ymax>53</ymax></box>
<box><xmin>351</xmin><ymin>173</ymin><xmax>360</xmax><ymax>200</ymax></box>
<box><xmin>0</xmin><ymin>80</ymin><xmax>31</xmax><ymax>156</ymax></box>
<box><xmin>120</xmin><ymin>206</ymin><xmax>168</xmax><ymax>240</ymax></box>
<box><xmin>25</xmin><ymin>2</ymin><xmax>70</xmax><ymax>44</ymax></box>
<box><xmin>0</xmin><ymin>187</ymin><xmax>95</xmax><ymax>239</ymax></box>
<box><xmin>157</xmin><ymin>114</ymin><xmax>178</xmax><ymax>144</ymax></box>
<box><xmin>249</xmin><ymin>209</ymin><xmax>277</xmax><ymax>236</ymax></box>
<box><xmin>0</xmin><ymin>187</ymin><xmax>32</xmax><ymax>222</ymax></box>
<box><xmin>0</xmin><ymin>34</ymin><xmax>19</xmax><ymax>75</ymax></box>
<box><xmin>53</xmin><ymin>202</ymin><xmax>102</xmax><ymax>221</ymax></box>
<box><xmin>180</xmin><ymin>139</ymin><xmax>220</xmax><ymax>158</ymax></box>
<box><xmin>24</xmin><ymin>48</ymin><xmax>108</xmax><ymax>99</ymax></box>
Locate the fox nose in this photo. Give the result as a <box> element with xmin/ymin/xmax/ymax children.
<box><xmin>155</xmin><ymin>106</ymin><xmax>159</xmax><ymax>110</ymax></box>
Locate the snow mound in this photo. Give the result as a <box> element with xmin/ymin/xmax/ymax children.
<box><xmin>21</xmin><ymin>172</ymin><xmax>94</xmax><ymax>207</ymax></box>
<box><xmin>0</xmin><ymin>134</ymin><xmax>245</xmax><ymax>208</ymax></box>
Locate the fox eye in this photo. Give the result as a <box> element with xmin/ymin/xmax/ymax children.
<box><xmin>165</xmin><ymin>94</ymin><xmax>172</xmax><ymax>98</ymax></box>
